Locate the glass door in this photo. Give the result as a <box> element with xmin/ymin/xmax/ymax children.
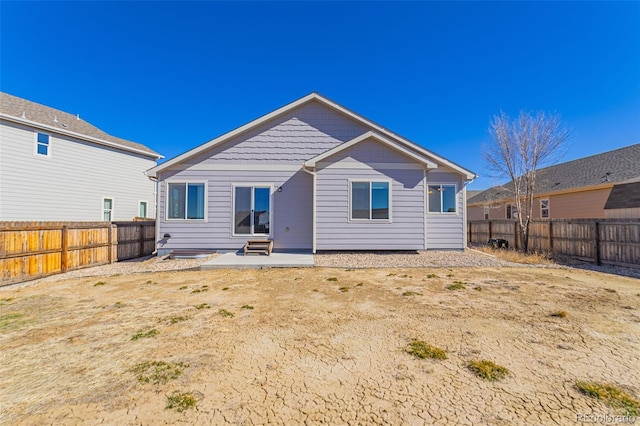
<box><xmin>234</xmin><ymin>186</ymin><xmax>270</xmax><ymax>235</ymax></box>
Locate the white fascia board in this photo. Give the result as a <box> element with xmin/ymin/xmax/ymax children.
<box><xmin>0</xmin><ymin>113</ymin><xmax>162</xmax><ymax>160</ymax></box>
<box><xmin>304</xmin><ymin>131</ymin><xmax>438</xmax><ymax>169</ymax></box>
<box><xmin>145</xmin><ymin>93</ymin><xmax>318</xmax><ymax>178</ymax></box>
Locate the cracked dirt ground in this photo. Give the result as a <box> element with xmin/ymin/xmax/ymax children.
<box><xmin>1</xmin><ymin>267</ymin><xmax>639</xmax><ymax>425</ymax></box>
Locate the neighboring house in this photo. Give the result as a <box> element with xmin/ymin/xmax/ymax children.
<box><xmin>468</xmin><ymin>144</ymin><xmax>640</xmax><ymax>221</ymax></box>
<box><xmin>0</xmin><ymin>92</ymin><xmax>162</xmax><ymax>221</ymax></box>
<box><xmin>146</xmin><ymin>93</ymin><xmax>476</xmax><ymax>255</ymax></box>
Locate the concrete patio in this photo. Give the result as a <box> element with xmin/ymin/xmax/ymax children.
<box><xmin>200</xmin><ymin>251</ymin><xmax>314</xmax><ymax>269</ymax></box>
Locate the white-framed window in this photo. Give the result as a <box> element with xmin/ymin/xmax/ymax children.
<box><xmin>35</xmin><ymin>132</ymin><xmax>50</xmax><ymax>156</ymax></box>
<box><xmin>103</xmin><ymin>198</ymin><xmax>113</xmax><ymax>221</ymax></box>
<box><xmin>232</xmin><ymin>184</ymin><xmax>272</xmax><ymax>236</ymax></box>
<box><xmin>166</xmin><ymin>182</ymin><xmax>206</xmax><ymax>220</ymax></box>
<box><xmin>506</xmin><ymin>204</ymin><xmax>518</xmax><ymax>220</ymax></box>
<box><xmin>427</xmin><ymin>184</ymin><xmax>457</xmax><ymax>213</ymax></box>
<box><xmin>349</xmin><ymin>180</ymin><xmax>391</xmax><ymax>221</ymax></box>
<box><xmin>540</xmin><ymin>199</ymin><xmax>549</xmax><ymax>218</ymax></box>
<box><xmin>139</xmin><ymin>201</ymin><xmax>148</xmax><ymax>218</ymax></box>
<box><xmin>483</xmin><ymin>206</ymin><xmax>489</xmax><ymax>220</ymax></box>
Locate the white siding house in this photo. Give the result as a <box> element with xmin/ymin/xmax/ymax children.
<box><xmin>0</xmin><ymin>92</ymin><xmax>162</xmax><ymax>221</ymax></box>
<box><xmin>147</xmin><ymin>93</ymin><xmax>475</xmax><ymax>255</ymax></box>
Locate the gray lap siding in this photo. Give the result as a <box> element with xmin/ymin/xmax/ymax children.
<box><xmin>157</xmin><ymin>168</ymin><xmax>312</xmax><ymax>254</ymax></box>
<box><xmin>316</xmin><ymin>167</ymin><xmax>426</xmax><ymax>250</ymax></box>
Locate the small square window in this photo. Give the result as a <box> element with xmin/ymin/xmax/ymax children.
<box><xmin>36</xmin><ymin>132</ymin><xmax>50</xmax><ymax>156</ymax></box>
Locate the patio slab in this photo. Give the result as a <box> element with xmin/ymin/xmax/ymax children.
<box><xmin>200</xmin><ymin>252</ymin><xmax>314</xmax><ymax>269</ymax></box>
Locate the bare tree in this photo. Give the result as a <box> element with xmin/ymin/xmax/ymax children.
<box><xmin>484</xmin><ymin>111</ymin><xmax>570</xmax><ymax>252</ymax></box>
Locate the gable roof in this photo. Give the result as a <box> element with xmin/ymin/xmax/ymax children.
<box><xmin>304</xmin><ymin>131</ymin><xmax>438</xmax><ymax>169</ymax></box>
<box><xmin>0</xmin><ymin>92</ymin><xmax>162</xmax><ymax>159</ymax></box>
<box><xmin>146</xmin><ymin>93</ymin><xmax>476</xmax><ymax>179</ymax></box>
<box><xmin>604</xmin><ymin>181</ymin><xmax>640</xmax><ymax>210</ymax></box>
<box><xmin>469</xmin><ymin>143</ymin><xmax>640</xmax><ymax>205</ymax></box>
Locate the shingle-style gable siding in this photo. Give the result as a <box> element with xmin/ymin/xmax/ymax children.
<box><xmin>182</xmin><ymin>102</ymin><xmax>368</xmax><ymax>165</ymax></box>
<box><xmin>605</xmin><ymin>182</ymin><xmax>640</xmax><ymax>209</ymax></box>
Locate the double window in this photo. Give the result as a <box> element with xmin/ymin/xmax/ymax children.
<box><xmin>350</xmin><ymin>181</ymin><xmax>390</xmax><ymax>220</ymax></box>
<box><xmin>36</xmin><ymin>132</ymin><xmax>50</xmax><ymax>156</ymax></box>
<box><xmin>428</xmin><ymin>184</ymin><xmax>456</xmax><ymax>213</ymax></box>
<box><xmin>167</xmin><ymin>182</ymin><xmax>205</xmax><ymax>220</ymax></box>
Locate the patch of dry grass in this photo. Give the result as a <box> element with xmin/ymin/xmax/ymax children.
<box><xmin>474</xmin><ymin>246</ymin><xmax>553</xmax><ymax>265</ymax></box>
<box><xmin>468</xmin><ymin>360</ymin><xmax>510</xmax><ymax>381</ymax></box>
<box><xmin>576</xmin><ymin>381</ymin><xmax>640</xmax><ymax>416</ymax></box>
<box><xmin>406</xmin><ymin>340</ymin><xmax>447</xmax><ymax>360</ymax></box>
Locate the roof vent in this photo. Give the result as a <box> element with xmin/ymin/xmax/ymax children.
<box><xmin>76</xmin><ymin>114</ymin><xmax>80</xmax><ymax>120</ymax></box>
<box><xmin>602</xmin><ymin>172</ymin><xmax>611</xmax><ymax>182</ymax></box>
<box><xmin>53</xmin><ymin>115</ymin><xmax>58</xmax><ymax>123</ymax></box>
<box><xmin>21</xmin><ymin>111</ymin><xmax>26</xmax><ymax>118</ymax></box>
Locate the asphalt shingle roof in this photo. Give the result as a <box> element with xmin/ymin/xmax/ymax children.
<box><xmin>0</xmin><ymin>92</ymin><xmax>161</xmax><ymax>158</ymax></box>
<box><xmin>469</xmin><ymin>144</ymin><xmax>640</xmax><ymax>204</ymax></box>
<box><xmin>604</xmin><ymin>181</ymin><xmax>640</xmax><ymax>209</ymax></box>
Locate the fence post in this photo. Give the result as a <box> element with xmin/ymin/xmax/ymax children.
<box><xmin>594</xmin><ymin>222</ymin><xmax>601</xmax><ymax>265</ymax></box>
<box><xmin>488</xmin><ymin>221</ymin><xmax>492</xmax><ymax>241</ymax></box>
<box><xmin>139</xmin><ymin>223</ymin><xmax>145</xmax><ymax>257</ymax></box>
<box><xmin>514</xmin><ymin>221</ymin><xmax>518</xmax><ymax>251</ymax></box>
<box><xmin>61</xmin><ymin>226</ymin><xmax>68</xmax><ymax>273</ymax></box>
<box><xmin>548</xmin><ymin>221</ymin><xmax>553</xmax><ymax>251</ymax></box>
<box><xmin>108</xmin><ymin>224</ymin><xmax>114</xmax><ymax>264</ymax></box>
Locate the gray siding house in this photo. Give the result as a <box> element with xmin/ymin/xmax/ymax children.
<box><xmin>146</xmin><ymin>93</ymin><xmax>476</xmax><ymax>254</ymax></box>
<box><xmin>0</xmin><ymin>92</ymin><xmax>162</xmax><ymax>221</ymax></box>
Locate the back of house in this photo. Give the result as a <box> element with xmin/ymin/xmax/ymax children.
<box><xmin>147</xmin><ymin>93</ymin><xmax>475</xmax><ymax>255</ymax></box>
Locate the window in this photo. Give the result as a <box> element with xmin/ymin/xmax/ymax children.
<box><xmin>36</xmin><ymin>132</ymin><xmax>50</xmax><ymax>156</ymax></box>
<box><xmin>350</xmin><ymin>181</ymin><xmax>390</xmax><ymax>220</ymax></box>
<box><xmin>167</xmin><ymin>183</ymin><xmax>205</xmax><ymax>220</ymax></box>
<box><xmin>103</xmin><ymin>198</ymin><xmax>113</xmax><ymax>221</ymax></box>
<box><xmin>540</xmin><ymin>199</ymin><xmax>549</xmax><ymax>218</ymax></box>
<box><xmin>139</xmin><ymin>201</ymin><xmax>148</xmax><ymax>218</ymax></box>
<box><xmin>428</xmin><ymin>184</ymin><xmax>456</xmax><ymax>213</ymax></box>
<box><xmin>484</xmin><ymin>206</ymin><xmax>489</xmax><ymax>220</ymax></box>
<box><xmin>507</xmin><ymin>204</ymin><xmax>518</xmax><ymax>220</ymax></box>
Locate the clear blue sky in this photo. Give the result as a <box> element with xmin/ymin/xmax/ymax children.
<box><xmin>2</xmin><ymin>1</ymin><xmax>638</xmax><ymax>189</ymax></box>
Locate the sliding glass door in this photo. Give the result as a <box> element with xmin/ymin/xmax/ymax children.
<box><xmin>234</xmin><ymin>186</ymin><xmax>271</xmax><ymax>235</ymax></box>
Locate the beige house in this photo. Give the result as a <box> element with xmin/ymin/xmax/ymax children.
<box><xmin>468</xmin><ymin>144</ymin><xmax>640</xmax><ymax>221</ymax></box>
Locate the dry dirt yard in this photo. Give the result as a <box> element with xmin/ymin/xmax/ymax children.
<box><xmin>1</xmin><ymin>266</ymin><xmax>639</xmax><ymax>425</ymax></box>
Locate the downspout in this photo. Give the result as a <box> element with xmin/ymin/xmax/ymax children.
<box><xmin>145</xmin><ymin>172</ymin><xmax>160</xmax><ymax>256</ymax></box>
<box><xmin>302</xmin><ymin>163</ymin><xmax>317</xmax><ymax>254</ymax></box>
<box><xmin>462</xmin><ymin>177</ymin><xmax>475</xmax><ymax>249</ymax></box>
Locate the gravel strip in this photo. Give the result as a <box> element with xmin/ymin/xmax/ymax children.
<box><xmin>5</xmin><ymin>249</ymin><xmax>637</xmax><ymax>291</ymax></box>
<box><xmin>314</xmin><ymin>249</ymin><xmax>521</xmax><ymax>268</ymax></box>
<box><xmin>1</xmin><ymin>254</ymin><xmax>218</xmax><ymax>291</ymax></box>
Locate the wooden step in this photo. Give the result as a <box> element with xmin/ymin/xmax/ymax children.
<box><xmin>244</xmin><ymin>240</ymin><xmax>274</xmax><ymax>256</ymax></box>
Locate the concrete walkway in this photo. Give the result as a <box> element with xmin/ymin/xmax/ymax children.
<box><xmin>201</xmin><ymin>252</ymin><xmax>314</xmax><ymax>269</ymax></box>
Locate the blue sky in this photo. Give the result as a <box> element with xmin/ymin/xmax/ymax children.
<box><xmin>2</xmin><ymin>1</ymin><xmax>638</xmax><ymax>189</ymax></box>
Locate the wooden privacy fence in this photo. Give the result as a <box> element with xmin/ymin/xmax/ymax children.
<box><xmin>468</xmin><ymin>219</ymin><xmax>640</xmax><ymax>269</ymax></box>
<box><xmin>0</xmin><ymin>221</ymin><xmax>156</xmax><ymax>286</ymax></box>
